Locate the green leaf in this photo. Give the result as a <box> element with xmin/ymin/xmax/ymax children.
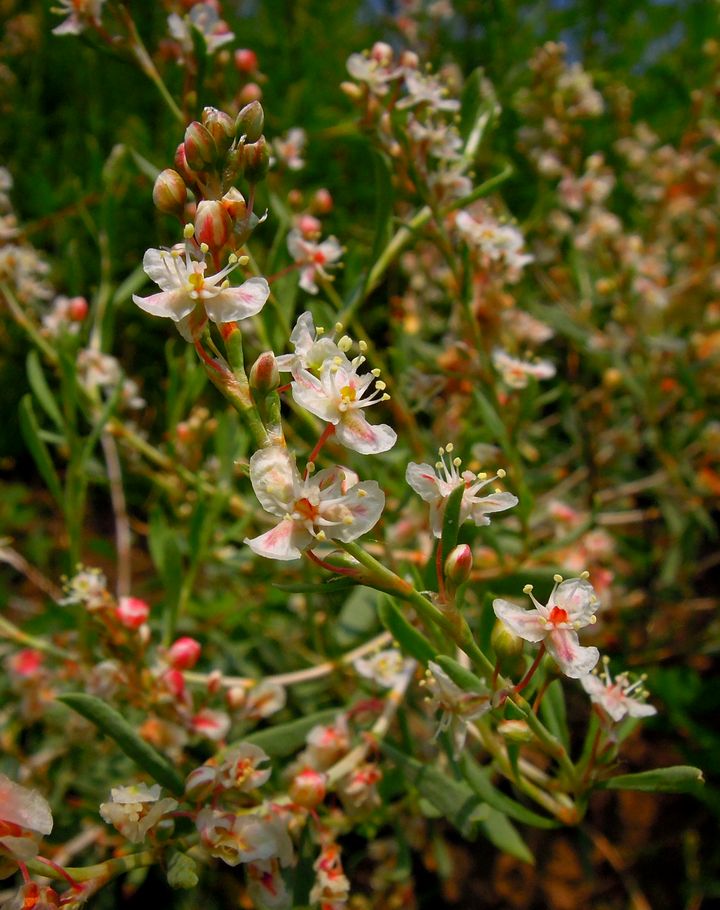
<box><xmin>441</xmin><ymin>481</ymin><xmax>465</xmax><ymax>557</ymax></box>
<box><xmin>377</xmin><ymin>595</ymin><xmax>435</xmax><ymax>664</ymax></box>
<box><xmin>19</xmin><ymin>395</ymin><xmax>63</xmax><ymax>505</ymax></box>
<box><xmin>538</xmin><ymin>680</ymin><xmax>570</xmax><ymax>751</ymax></box>
<box><xmin>473</xmin><ymin>388</ymin><xmax>511</xmax><ymax>451</ymax></box>
<box><xmin>57</xmin><ymin>693</ymin><xmax>184</xmax><ymax>794</ymax></box>
<box><xmin>26</xmin><ymin>352</ymin><xmax>63</xmax><ymax>430</ymax></box>
<box><xmin>476</xmin><ymin>808</ymin><xmax>534</xmax><ymax>864</ymax></box>
<box><xmin>596</xmin><ymin>766</ymin><xmax>704</xmax><ymax>794</ymax></box>
<box><xmin>382</xmin><ymin>742</ymin><xmax>488</xmax><ymax>839</ymax></box>
<box><xmin>242</xmin><ymin>708</ymin><xmax>342</xmax><ymax>758</ymax></box>
<box><xmin>369</xmin><ymin>148</ymin><xmax>394</xmax><ymax>266</ymax></box>
<box><xmin>460</xmin><ymin>67</ymin><xmax>499</xmax><ymax>160</ymax></box>
<box><xmin>167</xmin><ymin>853</ymin><xmax>199</xmax><ymax>890</ymax></box>
<box><xmin>460</xmin><ymin>754</ymin><xmax>558</xmax><ymax>829</ymax></box>
<box><xmin>435</xmin><ymin>655</ymin><xmax>488</xmax><ymax>692</ymax></box>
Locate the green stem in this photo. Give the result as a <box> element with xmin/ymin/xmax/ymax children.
<box><xmin>122</xmin><ymin>13</ymin><xmax>184</xmax><ymax>124</ymax></box>
<box><xmin>1</xmin><ymin>282</ymin><xmax>58</xmax><ymax>364</ymax></box>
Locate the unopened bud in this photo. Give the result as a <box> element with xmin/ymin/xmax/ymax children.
<box><xmin>340</xmin><ymin>81</ymin><xmax>364</xmax><ymax>100</ymax></box>
<box><xmin>243</xmin><ymin>136</ymin><xmax>270</xmax><ymax>183</ymax></box>
<box><xmin>235</xmin><ymin>101</ymin><xmax>265</xmax><ymax>143</ymax></box>
<box><xmin>153</xmin><ymin>168</ymin><xmax>188</xmax><ymax>216</ymax></box>
<box><xmin>220</xmin><ymin>187</ymin><xmax>247</xmax><ymax>221</ymax></box>
<box><xmin>225</xmin><ymin>685</ymin><xmax>247</xmax><ymax>710</ymax></box>
<box><xmin>202</xmin><ymin>106</ymin><xmax>235</xmax><ymax>154</ymax></box>
<box><xmin>167</xmin><ymin>636</ymin><xmax>202</xmax><ymax>670</ymax></box>
<box><xmin>290</xmin><ymin>768</ymin><xmax>327</xmax><ymax>809</ymax></box>
<box><xmin>491</xmin><ymin>621</ymin><xmax>525</xmax><ymax>676</ymax></box>
<box><xmin>249</xmin><ymin>351</ymin><xmax>280</xmax><ymax>394</ymax></box>
<box><xmin>184</xmin><ymin>121</ymin><xmax>217</xmax><ymax>170</ymax></box>
<box><xmin>400</xmin><ymin>50</ymin><xmax>420</xmax><ymax>69</ymax></box>
<box><xmin>297</xmin><ymin>214</ymin><xmax>322</xmax><ymax>238</ymax></box>
<box><xmin>67</xmin><ymin>296</ymin><xmax>89</xmax><ymax>322</ymax></box>
<box><xmin>174</xmin><ymin>142</ymin><xmax>198</xmax><ymax>183</ymax></box>
<box><xmin>184</xmin><ymin>764</ymin><xmax>218</xmax><ymax>802</ymax></box>
<box><xmin>116</xmin><ymin>596</ymin><xmax>151</xmax><ymax>629</ymax></box>
<box><xmin>497</xmin><ymin>719</ymin><xmax>533</xmax><ymax>743</ymax></box>
<box><xmin>238</xmin><ymin>82</ymin><xmax>263</xmax><ymax>104</ymax></box>
<box><xmin>164</xmin><ymin>667</ymin><xmax>186</xmax><ymax>698</ymax></box>
<box><xmin>234</xmin><ymin>47</ymin><xmax>258</xmax><ymax>73</ymax></box>
<box><xmin>194</xmin><ymin>200</ymin><xmax>233</xmax><ymax>249</ymax></box>
<box><xmin>312</xmin><ymin>188</ymin><xmax>333</xmax><ymax>214</ymax></box>
<box><xmin>444</xmin><ymin>544</ymin><xmax>473</xmax><ymax>586</ymax></box>
<box><xmin>371</xmin><ymin>41</ymin><xmax>393</xmax><ymax>65</ymax></box>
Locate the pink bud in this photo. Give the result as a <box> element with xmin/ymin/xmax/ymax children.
<box><xmin>194</xmin><ymin>200</ymin><xmax>233</xmax><ymax>250</ymax></box>
<box><xmin>8</xmin><ymin>648</ymin><xmax>43</xmax><ymax>678</ymax></box>
<box><xmin>67</xmin><ymin>296</ymin><xmax>89</xmax><ymax>322</ymax></box>
<box><xmin>184</xmin><ymin>121</ymin><xmax>217</xmax><ymax>171</ymax></box>
<box><xmin>297</xmin><ymin>214</ymin><xmax>322</xmax><ymax>238</ymax></box>
<box><xmin>290</xmin><ymin>768</ymin><xmax>327</xmax><ymax>809</ymax></box>
<box><xmin>174</xmin><ymin>142</ymin><xmax>198</xmax><ymax>184</ymax></box>
<box><xmin>167</xmin><ymin>636</ymin><xmax>202</xmax><ymax>670</ymax></box>
<box><xmin>220</xmin><ymin>187</ymin><xmax>248</xmax><ymax>221</ymax></box>
<box><xmin>249</xmin><ymin>351</ymin><xmax>280</xmax><ymax>393</ymax></box>
<box><xmin>225</xmin><ymin>685</ymin><xmax>247</xmax><ymax>710</ymax></box>
<box><xmin>312</xmin><ymin>188</ymin><xmax>333</xmax><ymax>214</ymax></box>
<box><xmin>444</xmin><ymin>544</ymin><xmax>473</xmax><ymax>585</ymax></box>
<box><xmin>400</xmin><ymin>50</ymin><xmax>420</xmax><ymax>69</ymax></box>
<box><xmin>164</xmin><ymin>667</ymin><xmax>186</xmax><ymax>698</ymax></box>
<box><xmin>234</xmin><ymin>48</ymin><xmax>258</xmax><ymax>73</ymax></box>
<box><xmin>371</xmin><ymin>41</ymin><xmax>394</xmax><ymax>65</ymax></box>
<box><xmin>116</xmin><ymin>596</ymin><xmax>151</xmax><ymax>629</ymax></box>
<box><xmin>153</xmin><ymin>168</ymin><xmax>188</xmax><ymax>216</ymax></box>
<box><xmin>238</xmin><ymin>82</ymin><xmax>263</xmax><ymax>105</ymax></box>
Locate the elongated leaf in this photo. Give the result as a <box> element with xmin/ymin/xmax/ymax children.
<box><xmin>19</xmin><ymin>395</ymin><xmax>63</xmax><ymax>504</ymax></box>
<box><xmin>441</xmin><ymin>481</ymin><xmax>465</xmax><ymax>557</ymax></box>
<box><xmin>369</xmin><ymin>148</ymin><xmax>394</xmax><ymax>266</ymax></box>
<box><xmin>383</xmin><ymin>742</ymin><xmax>487</xmax><ymax>838</ymax></box>
<box><xmin>538</xmin><ymin>680</ymin><xmax>570</xmax><ymax>751</ymax></box>
<box><xmin>477</xmin><ymin>808</ymin><xmax>534</xmax><ymax>864</ymax></box>
<box><xmin>473</xmin><ymin>388</ymin><xmax>511</xmax><ymax>451</ymax></box>
<box><xmin>26</xmin><ymin>352</ymin><xmax>63</xmax><ymax>430</ymax></box>
<box><xmin>597</xmin><ymin>766</ymin><xmax>704</xmax><ymax>794</ymax></box>
<box><xmin>58</xmin><ymin>693</ymin><xmax>184</xmax><ymax>794</ymax></box>
<box><xmin>243</xmin><ymin>708</ymin><xmax>341</xmax><ymax>757</ymax></box>
<box><xmin>377</xmin><ymin>596</ymin><xmax>435</xmax><ymax>664</ymax></box>
<box><xmin>460</xmin><ymin>754</ymin><xmax>559</xmax><ymax>829</ymax></box>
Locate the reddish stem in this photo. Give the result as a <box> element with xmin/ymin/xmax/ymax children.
<box><xmin>435</xmin><ymin>539</ymin><xmax>447</xmax><ymax>603</ymax></box>
<box><xmin>306</xmin><ymin>548</ymin><xmax>358</xmax><ymax>577</ymax></box>
<box><xmin>267</xmin><ymin>262</ymin><xmax>302</xmax><ymax>284</ymax></box>
<box><xmin>277</xmin><ymin>383</ymin><xmax>292</xmax><ymax>394</ymax></box>
<box><xmin>514</xmin><ymin>643</ymin><xmax>546</xmax><ymax>694</ymax></box>
<box><xmin>305</xmin><ymin>424</ymin><xmax>336</xmax><ymax>477</ymax></box>
<box><xmin>193</xmin><ymin>338</ymin><xmax>228</xmax><ymax>377</ymax></box>
<box><xmin>35</xmin><ymin>857</ymin><xmax>82</xmax><ymax>891</ymax></box>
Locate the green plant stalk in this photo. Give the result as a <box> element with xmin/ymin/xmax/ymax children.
<box><xmin>1</xmin><ymin>282</ymin><xmax>58</xmax><ymax>364</ymax></box>
<box><xmin>217</xmin><ymin>327</ymin><xmax>270</xmax><ymax>450</ymax></box>
<box><xmin>121</xmin><ymin>11</ymin><xmax>184</xmax><ymax>124</ymax></box>
<box><xmin>0</xmin><ymin>615</ymin><xmax>72</xmax><ymax>660</ymax></box>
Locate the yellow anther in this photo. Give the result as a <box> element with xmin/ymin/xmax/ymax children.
<box><xmin>478</xmin><ymin>472</ymin><xmax>487</xmax><ymax>480</ymax></box>
<box><xmin>523</xmin><ymin>584</ymin><xmax>534</xmax><ymax>594</ymax></box>
<box><xmin>590</xmin><ymin>615</ymin><xmax>597</xmax><ymax>624</ymax></box>
<box><xmin>340</xmin><ymin>385</ymin><xmax>357</xmax><ymax>402</ymax></box>
<box><xmin>357</xmin><ymin>489</ymin><xmax>367</xmax><ymax>498</ymax></box>
<box><xmin>183</xmin><ymin>223</ymin><xmax>195</xmax><ymax>238</ymax></box>
<box><xmin>306</xmin><ymin>462</ymin><xmax>316</xmax><ymax>474</ymax></box>
<box><xmin>381</xmin><ymin>393</ymin><xmax>390</xmax><ymax>401</ymax></box>
<box><xmin>580</xmin><ymin>570</ymin><xmax>590</xmax><ymax>579</ymax></box>
<box><xmin>338</xmin><ymin>335</ymin><xmax>353</xmax><ymax>352</ymax></box>
<box><xmin>446</xmin><ymin>442</ymin><xmax>454</xmax><ymax>453</ymax></box>
<box><xmin>335</xmin><ymin>322</ymin><xmax>343</xmax><ymax>333</ymax></box>
<box><xmin>376</xmin><ymin>381</ymin><xmax>386</xmax><ymax>391</ymax></box>
<box><xmin>316</xmin><ymin>326</ymin><xmax>325</xmax><ymax>335</ymax></box>
<box><xmin>358</xmin><ymin>340</ymin><xmax>368</xmax><ymax>353</ymax></box>
<box><xmin>237</xmin><ymin>255</ymin><xmax>250</xmax><ymax>266</ymax></box>
<box><xmin>497</xmin><ymin>468</ymin><xmax>506</xmax><ymax>478</ymax></box>
<box><xmin>371</xmin><ymin>368</ymin><xmax>381</xmax><ymax>377</ymax></box>
<box><xmin>200</xmin><ymin>242</ymin><xmax>209</xmax><ymax>254</ymax></box>
<box><xmin>453</xmin><ymin>457</ymin><xmax>461</xmax><ymax>467</ymax></box>
<box><xmin>553</xmin><ymin>574</ymin><xmax>563</xmax><ymax>583</ymax></box>
<box><xmin>316</xmin><ymin>530</ymin><xmax>327</xmax><ymax>541</ymax></box>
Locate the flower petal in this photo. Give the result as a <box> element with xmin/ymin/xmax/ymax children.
<box><xmin>330</xmin><ymin>480</ymin><xmax>385</xmax><ymax>541</ymax></box>
<box><xmin>244</xmin><ymin>518</ymin><xmax>307</xmax><ymax>561</ymax></box>
<box><xmin>469</xmin><ymin>491</ymin><xmax>519</xmax><ymax>526</ymax></box>
<box><xmin>204</xmin><ymin>277</ymin><xmax>270</xmax><ymax>324</ymax></box>
<box><xmin>0</xmin><ymin>774</ymin><xmax>53</xmax><ymax>836</ymax></box>
<box><xmin>132</xmin><ymin>289</ymin><xmax>196</xmax><ymax>322</ymax></box>
<box><xmin>335</xmin><ymin>411</ymin><xmax>397</xmax><ymax>455</ymax></box>
<box><xmin>142</xmin><ymin>248</ymin><xmax>185</xmax><ymax>292</ymax></box>
<box><xmin>492</xmin><ymin>600</ymin><xmax>546</xmax><ymax>642</ymax></box>
<box><xmin>291</xmin><ymin>371</ymin><xmax>339</xmax><ymax>423</ymax></box>
<box><xmin>547</xmin><ymin>628</ymin><xmax>599</xmax><ymax>678</ymax></box>
<box><xmin>249</xmin><ymin>446</ymin><xmax>299</xmax><ymax>517</ymax></box>
<box><xmin>554</xmin><ymin>577</ymin><xmax>596</xmax><ymax>625</ymax></box>
<box><xmin>405</xmin><ymin>462</ymin><xmax>441</xmax><ymax>503</ymax></box>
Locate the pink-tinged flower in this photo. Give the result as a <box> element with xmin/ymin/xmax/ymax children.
<box><xmin>346</xmin><ymin>45</ymin><xmax>401</xmax><ymax>96</ymax></box>
<box><xmin>52</xmin><ymin>0</ymin><xmax>105</xmax><ymax>36</ymax></box>
<box><xmin>275</xmin><ymin>311</ymin><xmax>344</xmax><ymax>376</ymax></box>
<box><xmin>397</xmin><ymin>71</ymin><xmax>460</xmax><ymax>112</ymax></box>
<box><xmin>116</xmin><ymin>597</ymin><xmax>150</xmax><ymax>630</ymax></box>
<box><xmin>310</xmin><ymin>844</ymin><xmax>350</xmax><ymax>907</ymax></box>
<box><xmin>406</xmin><ymin>445</ymin><xmax>518</xmax><ymax>538</ymax></box>
<box><xmin>286</xmin><ymin>229</ymin><xmax>343</xmax><ymax>295</ymax></box>
<box><xmin>455</xmin><ymin>209</ymin><xmax>533</xmax><ymax>276</ymax></box>
<box><xmin>272</xmin><ymin>128</ymin><xmax>307</xmax><ymax>172</ymax></box>
<box><xmin>423</xmin><ymin>661</ymin><xmax>491</xmax><ymax>756</ymax></box>
<box><xmin>191</xmin><ymin>708</ymin><xmax>231</xmax><ymax>741</ymax></box>
<box><xmin>132</xmin><ymin>244</ymin><xmax>269</xmax><ymax>341</ymax></box>
<box><xmin>99</xmin><ymin>784</ymin><xmax>177</xmax><ymax>844</ymax></box>
<box><xmin>241</xmin><ymin>681</ymin><xmax>286</xmax><ymax>721</ymax></box>
<box><xmin>167</xmin><ymin>4</ymin><xmax>234</xmax><ymax>55</ymax></box>
<box><xmin>216</xmin><ymin>744</ymin><xmax>271</xmax><ymax>792</ymax></box>
<box><xmin>6</xmin><ymin>649</ymin><xmax>44</xmax><ymax>679</ymax></box>
<box><xmin>292</xmin><ymin>358</ymin><xmax>396</xmax><ymax>455</ymax></box>
<box><xmin>246</xmin><ymin>858</ymin><xmax>290</xmax><ymax>909</ymax></box>
<box><xmin>338</xmin><ymin>763</ymin><xmax>382</xmax><ymax>812</ymax></box>
<box><xmin>244</xmin><ymin>446</ymin><xmax>385</xmax><ymax>560</ymax></box>
<box><xmin>196</xmin><ymin>810</ymin><xmax>293</xmax><ymax>867</ymax></box>
<box><xmin>493</xmin><ymin>575</ymin><xmax>600</xmax><ymax>678</ymax></box>
<box><xmin>0</xmin><ymin>775</ymin><xmax>53</xmax><ymax>869</ymax></box>
<box><xmin>60</xmin><ymin>566</ymin><xmax>109</xmax><ymax>610</ymax></box>
<box><xmin>492</xmin><ymin>348</ymin><xmax>556</xmax><ymax>389</ymax></box>
<box><xmin>304</xmin><ymin>715</ymin><xmax>350</xmax><ymax>770</ymax></box>
<box><xmin>581</xmin><ymin>658</ymin><xmax>657</xmax><ymax>722</ymax></box>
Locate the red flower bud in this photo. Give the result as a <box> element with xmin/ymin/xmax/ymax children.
<box><xmin>235</xmin><ymin>101</ymin><xmax>264</xmax><ymax>143</ymax></box>
<box><xmin>153</xmin><ymin>168</ymin><xmax>188</xmax><ymax>216</ymax></box>
<box><xmin>194</xmin><ymin>200</ymin><xmax>233</xmax><ymax>250</ymax></box>
<box><xmin>249</xmin><ymin>351</ymin><xmax>280</xmax><ymax>394</ymax></box>
<box><xmin>243</xmin><ymin>137</ymin><xmax>270</xmax><ymax>183</ymax></box>
<box><xmin>234</xmin><ymin>47</ymin><xmax>258</xmax><ymax>73</ymax></box>
<box><xmin>238</xmin><ymin>82</ymin><xmax>263</xmax><ymax>105</ymax></box>
<box><xmin>297</xmin><ymin>214</ymin><xmax>322</xmax><ymax>238</ymax></box>
<box><xmin>184</xmin><ymin>121</ymin><xmax>217</xmax><ymax>171</ymax></box>
<box><xmin>164</xmin><ymin>667</ymin><xmax>186</xmax><ymax>698</ymax></box>
<box><xmin>67</xmin><ymin>296</ymin><xmax>89</xmax><ymax>322</ymax></box>
<box><xmin>202</xmin><ymin>106</ymin><xmax>235</xmax><ymax>154</ymax></box>
<box><xmin>444</xmin><ymin>544</ymin><xmax>473</xmax><ymax>586</ymax></box>
<box><xmin>312</xmin><ymin>188</ymin><xmax>333</xmax><ymax>214</ymax></box>
<box><xmin>167</xmin><ymin>636</ymin><xmax>202</xmax><ymax>670</ymax></box>
<box><xmin>290</xmin><ymin>768</ymin><xmax>327</xmax><ymax>809</ymax></box>
<box><xmin>174</xmin><ymin>143</ymin><xmax>198</xmax><ymax>184</ymax></box>
<box><xmin>116</xmin><ymin>596</ymin><xmax>150</xmax><ymax>629</ymax></box>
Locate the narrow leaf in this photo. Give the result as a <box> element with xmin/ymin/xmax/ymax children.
<box><xmin>597</xmin><ymin>766</ymin><xmax>704</xmax><ymax>794</ymax></box>
<box><xmin>19</xmin><ymin>395</ymin><xmax>63</xmax><ymax>504</ymax></box>
<box><xmin>26</xmin><ymin>352</ymin><xmax>63</xmax><ymax>430</ymax></box>
<box><xmin>377</xmin><ymin>596</ymin><xmax>435</xmax><ymax>664</ymax></box>
<box><xmin>460</xmin><ymin>754</ymin><xmax>558</xmax><ymax>829</ymax></box>
<box><xmin>243</xmin><ymin>708</ymin><xmax>342</xmax><ymax>758</ymax></box>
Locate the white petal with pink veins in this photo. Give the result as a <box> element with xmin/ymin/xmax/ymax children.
<box><xmin>249</xmin><ymin>447</ymin><xmax>299</xmax><ymax>517</ymax></box>
<box><xmin>405</xmin><ymin>463</ymin><xmax>443</xmax><ymax>503</ymax></box>
<box><xmin>245</xmin><ymin>518</ymin><xmax>310</xmax><ymax>561</ymax></box>
<box><xmin>203</xmin><ymin>277</ymin><xmax>270</xmax><ymax>324</ymax></box>
<box><xmin>132</xmin><ymin>289</ymin><xmax>197</xmax><ymax>322</ymax></box>
<box><xmin>547</xmin><ymin>628</ymin><xmax>599</xmax><ymax>678</ymax></box>
<box><xmin>492</xmin><ymin>600</ymin><xmax>546</xmax><ymax>643</ymax></box>
<box><xmin>0</xmin><ymin>774</ymin><xmax>53</xmax><ymax>835</ymax></box>
<box><xmin>335</xmin><ymin>410</ymin><xmax>396</xmax><ymax>455</ymax></box>
<box><xmin>554</xmin><ymin>577</ymin><xmax>596</xmax><ymax>624</ymax></box>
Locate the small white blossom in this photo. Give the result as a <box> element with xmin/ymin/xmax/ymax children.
<box><xmin>196</xmin><ymin>810</ymin><xmax>293</xmax><ymax>868</ymax></box>
<box><xmin>52</xmin><ymin>0</ymin><xmax>105</xmax><ymax>36</ymax></box>
<box><xmin>493</xmin><ymin>575</ymin><xmax>600</xmax><ymax>678</ymax></box>
<box><xmin>246</xmin><ymin>858</ymin><xmax>291</xmax><ymax>909</ymax></box>
<box><xmin>167</xmin><ymin>4</ymin><xmax>234</xmax><ymax>55</ymax></box>
<box><xmin>286</xmin><ymin>229</ymin><xmax>343</xmax><ymax>295</ymax></box>
<box><xmin>406</xmin><ymin>445</ymin><xmax>518</xmax><ymax>538</ymax></box>
<box><xmin>424</xmin><ymin>661</ymin><xmax>491</xmax><ymax>756</ymax></box>
<box><xmin>272</xmin><ymin>128</ymin><xmax>307</xmax><ymax>171</ymax></box>
<box><xmin>0</xmin><ymin>774</ymin><xmax>53</xmax><ymax>867</ymax></box>
<box><xmin>99</xmin><ymin>783</ymin><xmax>177</xmax><ymax>844</ymax></box>
<box><xmin>245</xmin><ymin>446</ymin><xmax>385</xmax><ymax>560</ymax></box>
<box><xmin>132</xmin><ymin>243</ymin><xmax>269</xmax><ymax>341</ymax></box>
<box><xmin>276</xmin><ymin>311</ymin><xmax>344</xmax><ymax>376</ymax></box>
<box><xmin>492</xmin><ymin>348</ymin><xmax>556</xmax><ymax>389</ymax></box>
<box><xmin>60</xmin><ymin>566</ymin><xmax>108</xmax><ymax>610</ymax></box>
<box><xmin>354</xmin><ymin>649</ymin><xmax>409</xmax><ymax>689</ymax></box>
<box><xmin>455</xmin><ymin>209</ymin><xmax>534</xmax><ymax>277</ymax></box>
<box><xmin>216</xmin><ymin>744</ymin><xmax>272</xmax><ymax>792</ymax></box>
<box><xmin>397</xmin><ymin>71</ymin><xmax>460</xmax><ymax>112</ymax></box>
<box><xmin>581</xmin><ymin>658</ymin><xmax>657</xmax><ymax>722</ymax></box>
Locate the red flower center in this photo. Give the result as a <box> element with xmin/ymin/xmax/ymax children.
<box><xmin>548</xmin><ymin>606</ymin><xmax>569</xmax><ymax>625</ymax></box>
<box><xmin>294</xmin><ymin>497</ymin><xmax>319</xmax><ymax>521</ymax></box>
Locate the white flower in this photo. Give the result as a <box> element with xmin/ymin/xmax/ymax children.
<box><xmin>408</xmin><ymin>116</ymin><xmax>463</xmax><ymax>160</ymax></box>
<box><xmin>132</xmin><ymin>244</ymin><xmax>269</xmax><ymax>341</ymax></box>
<box><xmin>216</xmin><ymin>744</ymin><xmax>272</xmax><ymax>792</ymax></box>
<box><xmin>492</xmin><ymin>348</ymin><xmax>556</xmax><ymax>389</ymax></box>
<box><xmin>406</xmin><ymin>445</ymin><xmax>518</xmax><ymax>538</ymax></box>
<box><xmin>275</xmin><ymin>311</ymin><xmax>344</xmax><ymax>376</ymax></box>
<box><xmin>286</xmin><ymin>229</ymin><xmax>343</xmax><ymax>295</ymax></box>
<box><xmin>581</xmin><ymin>659</ymin><xmax>657</xmax><ymax>722</ymax></box>
<box><xmin>246</xmin><ymin>858</ymin><xmax>291</xmax><ymax>909</ymax></box>
<box><xmin>354</xmin><ymin>649</ymin><xmax>409</xmax><ymax>689</ymax></box>
<box><xmin>292</xmin><ymin>357</ymin><xmax>396</xmax><ymax>455</ymax></box>
<box><xmin>397</xmin><ymin>71</ymin><xmax>460</xmax><ymax>112</ymax></box>
<box><xmin>167</xmin><ymin>4</ymin><xmax>234</xmax><ymax>55</ymax></box>
<box><xmin>0</xmin><ymin>774</ymin><xmax>53</xmax><ymax>866</ymax></box>
<box><xmin>424</xmin><ymin>661</ymin><xmax>491</xmax><ymax>756</ymax></box>
<box><xmin>196</xmin><ymin>810</ymin><xmax>293</xmax><ymax>867</ymax></box>
<box><xmin>346</xmin><ymin>52</ymin><xmax>400</xmax><ymax>95</ymax></box>
<box><xmin>99</xmin><ymin>783</ymin><xmax>177</xmax><ymax>844</ymax></box>
<box><xmin>310</xmin><ymin>845</ymin><xmax>350</xmax><ymax>907</ymax></box>
<box><xmin>60</xmin><ymin>566</ymin><xmax>108</xmax><ymax>610</ymax></box>
<box><xmin>52</xmin><ymin>0</ymin><xmax>105</xmax><ymax>36</ymax></box>
<box><xmin>304</xmin><ymin>715</ymin><xmax>350</xmax><ymax>770</ymax></box>
<box><xmin>241</xmin><ymin>681</ymin><xmax>286</xmax><ymax>721</ymax></box>
<box><xmin>272</xmin><ymin>128</ymin><xmax>307</xmax><ymax>171</ymax></box>
<box><xmin>455</xmin><ymin>209</ymin><xmax>534</xmax><ymax>275</ymax></box>
<box><xmin>493</xmin><ymin>575</ymin><xmax>600</xmax><ymax>678</ymax></box>
<box><xmin>244</xmin><ymin>446</ymin><xmax>385</xmax><ymax>560</ymax></box>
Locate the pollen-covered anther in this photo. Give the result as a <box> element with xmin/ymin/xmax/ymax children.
<box><xmin>338</xmin><ymin>335</ymin><xmax>353</xmax><ymax>352</ymax></box>
<box><xmin>358</xmin><ymin>340</ymin><xmax>368</xmax><ymax>353</ymax></box>
<box><xmin>184</xmin><ymin>223</ymin><xmax>195</xmax><ymax>238</ymax></box>
<box><xmin>371</xmin><ymin>368</ymin><xmax>381</xmax><ymax>377</ymax></box>
<box><xmin>497</xmin><ymin>468</ymin><xmax>507</xmax><ymax>478</ymax></box>
<box><xmin>315</xmin><ymin>530</ymin><xmax>327</xmax><ymax>541</ymax></box>
<box><xmin>553</xmin><ymin>573</ymin><xmax>563</xmax><ymax>583</ymax></box>
<box><xmin>580</xmin><ymin>570</ymin><xmax>590</xmax><ymax>579</ymax></box>
<box><xmin>523</xmin><ymin>584</ymin><xmax>534</xmax><ymax>594</ymax></box>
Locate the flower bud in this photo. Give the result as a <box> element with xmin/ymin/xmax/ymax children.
<box><xmin>287</xmin><ymin>189</ymin><xmax>303</xmax><ymax>209</ymax></box>
<box><xmin>238</xmin><ymin>82</ymin><xmax>263</xmax><ymax>104</ymax></box>
<box><xmin>444</xmin><ymin>544</ymin><xmax>473</xmax><ymax>586</ymax></box>
<box><xmin>185</xmin><ymin>764</ymin><xmax>218</xmax><ymax>802</ymax></box>
<box><xmin>117</xmin><ymin>596</ymin><xmax>151</xmax><ymax>629</ymax></box>
<box><xmin>225</xmin><ymin>685</ymin><xmax>247</xmax><ymax>710</ymax></box>
<box><xmin>194</xmin><ymin>200</ymin><xmax>233</xmax><ymax>250</ymax></box>
<box><xmin>202</xmin><ymin>106</ymin><xmax>235</xmax><ymax>154</ymax></box>
<box><xmin>164</xmin><ymin>667</ymin><xmax>186</xmax><ymax>698</ymax></box>
<box><xmin>312</xmin><ymin>188</ymin><xmax>333</xmax><ymax>214</ymax></box>
<box><xmin>340</xmin><ymin>81</ymin><xmax>364</xmax><ymax>101</ymax></box>
<box><xmin>220</xmin><ymin>187</ymin><xmax>247</xmax><ymax>221</ymax></box>
<box><xmin>497</xmin><ymin>719</ymin><xmax>533</xmax><ymax>743</ymax></box>
<box><xmin>371</xmin><ymin>41</ymin><xmax>393</xmax><ymax>65</ymax></box>
<box><xmin>297</xmin><ymin>214</ymin><xmax>322</xmax><ymax>238</ymax></box>
<box><xmin>67</xmin><ymin>296</ymin><xmax>89</xmax><ymax>322</ymax></box>
<box><xmin>174</xmin><ymin>142</ymin><xmax>198</xmax><ymax>184</ymax></box>
<box><xmin>153</xmin><ymin>168</ymin><xmax>188</xmax><ymax>216</ymax></box>
<box><xmin>491</xmin><ymin>620</ymin><xmax>525</xmax><ymax>676</ymax></box>
<box><xmin>290</xmin><ymin>768</ymin><xmax>327</xmax><ymax>809</ymax></box>
<box><xmin>167</xmin><ymin>636</ymin><xmax>202</xmax><ymax>670</ymax></box>
<box><xmin>235</xmin><ymin>101</ymin><xmax>264</xmax><ymax>143</ymax></box>
<box><xmin>249</xmin><ymin>351</ymin><xmax>280</xmax><ymax>394</ymax></box>
<box><xmin>184</xmin><ymin>121</ymin><xmax>217</xmax><ymax>170</ymax></box>
<box><xmin>243</xmin><ymin>137</ymin><xmax>270</xmax><ymax>183</ymax></box>
<box><xmin>234</xmin><ymin>47</ymin><xmax>258</xmax><ymax>73</ymax></box>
